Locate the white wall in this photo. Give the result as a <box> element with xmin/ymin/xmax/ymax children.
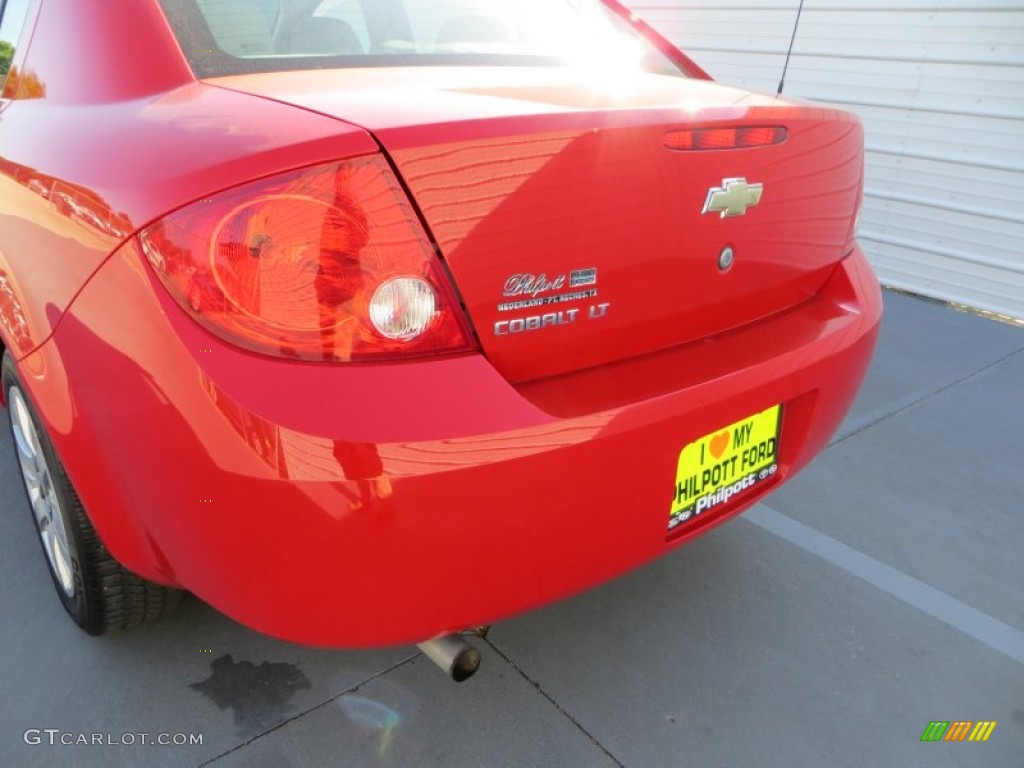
<box><xmin>627</xmin><ymin>0</ymin><xmax>1024</xmax><ymax>320</ymax></box>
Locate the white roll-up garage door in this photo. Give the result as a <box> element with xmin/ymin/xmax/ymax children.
<box><xmin>627</xmin><ymin>0</ymin><xmax>1024</xmax><ymax>320</ymax></box>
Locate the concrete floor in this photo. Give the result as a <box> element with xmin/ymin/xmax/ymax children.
<box><xmin>1</xmin><ymin>291</ymin><xmax>1021</xmax><ymax>767</ymax></box>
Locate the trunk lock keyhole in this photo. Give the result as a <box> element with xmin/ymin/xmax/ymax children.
<box><xmin>718</xmin><ymin>246</ymin><xmax>735</xmax><ymax>272</ymax></box>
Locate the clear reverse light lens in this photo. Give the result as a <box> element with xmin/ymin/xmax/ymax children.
<box><xmin>370</xmin><ymin>277</ymin><xmax>438</xmax><ymax>340</ymax></box>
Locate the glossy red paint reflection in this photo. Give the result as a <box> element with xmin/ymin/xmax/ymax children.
<box><xmin>0</xmin><ymin>0</ymin><xmax>882</xmax><ymax>647</ymax></box>
<box><xmin>218</xmin><ymin>68</ymin><xmax>863</xmax><ymax>383</ymax></box>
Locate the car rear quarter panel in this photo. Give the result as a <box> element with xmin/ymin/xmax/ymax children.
<box><xmin>0</xmin><ymin>0</ymin><xmax>379</xmax><ymax>577</ymax></box>
<box><xmin>0</xmin><ymin>0</ymin><xmax>377</xmax><ymax>360</ymax></box>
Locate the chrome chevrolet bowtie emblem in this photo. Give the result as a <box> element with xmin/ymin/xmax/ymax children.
<box><xmin>702</xmin><ymin>178</ymin><xmax>764</xmax><ymax>218</ymax></box>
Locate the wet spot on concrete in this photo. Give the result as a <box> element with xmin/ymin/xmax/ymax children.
<box><xmin>190</xmin><ymin>654</ymin><xmax>311</xmax><ymax>738</ymax></box>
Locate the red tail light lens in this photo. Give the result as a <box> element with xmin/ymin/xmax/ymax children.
<box><xmin>139</xmin><ymin>156</ymin><xmax>476</xmax><ymax>362</ymax></box>
<box><xmin>664</xmin><ymin>126</ymin><xmax>787</xmax><ymax>151</ymax></box>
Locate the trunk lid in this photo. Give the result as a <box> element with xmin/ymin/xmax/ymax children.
<box><xmin>212</xmin><ymin>68</ymin><xmax>864</xmax><ymax>382</ymax></box>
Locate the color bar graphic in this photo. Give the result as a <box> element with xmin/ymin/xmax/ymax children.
<box><xmin>969</xmin><ymin>722</ymin><xmax>997</xmax><ymax>742</ymax></box>
<box><xmin>943</xmin><ymin>721</ymin><xmax>973</xmax><ymax>742</ymax></box>
<box><xmin>921</xmin><ymin>720</ymin><xmax>997</xmax><ymax>743</ymax></box>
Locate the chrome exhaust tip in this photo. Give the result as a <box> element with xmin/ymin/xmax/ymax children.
<box><xmin>416</xmin><ymin>634</ymin><xmax>482</xmax><ymax>682</ymax></box>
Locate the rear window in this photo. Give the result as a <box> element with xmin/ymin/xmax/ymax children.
<box><xmin>157</xmin><ymin>0</ymin><xmax>686</xmax><ymax>78</ymax></box>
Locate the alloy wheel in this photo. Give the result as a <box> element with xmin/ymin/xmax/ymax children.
<box><xmin>8</xmin><ymin>386</ymin><xmax>76</xmax><ymax>597</ymax></box>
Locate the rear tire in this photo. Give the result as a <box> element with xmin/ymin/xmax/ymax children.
<box><xmin>2</xmin><ymin>352</ymin><xmax>183</xmax><ymax>634</ymax></box>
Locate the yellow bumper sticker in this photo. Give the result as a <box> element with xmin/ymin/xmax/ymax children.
<box><xmin>669</xmin><ymin>405</ymin><xmax>781</xmax><ymax>531</ymax></box>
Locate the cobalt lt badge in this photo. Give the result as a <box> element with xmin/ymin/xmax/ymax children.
<box><xmin>702</xmin><ymin>178</ymin><xmax>764</xmax><ymax>219</ymax></box>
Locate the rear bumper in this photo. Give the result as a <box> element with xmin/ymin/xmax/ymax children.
<box><xmin>34</xmin><ymin>242</ymin><xmax>880</xmax><ymax>647</ymax></box>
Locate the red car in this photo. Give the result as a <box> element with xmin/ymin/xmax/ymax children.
<box><xmin>0</xmin><ymin>0</ymin><xmax>880</xmax><ymax>668</ymax></box>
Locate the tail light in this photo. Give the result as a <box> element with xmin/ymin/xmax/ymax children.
<box><xmin>139</xmin><ymin>156</ymin><xmax>476</xmax><ymax>362</ymax></box>
<box><xmin>664</xmin><ymin>126</ymin><xmax>787</xmax><ymax>151</ymax></box>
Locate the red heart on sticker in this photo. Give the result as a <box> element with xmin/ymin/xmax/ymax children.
<box><xmin>709</xmin><ymin>431</ymin><xmax>730</xmax><ymax>460</ymax></box>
